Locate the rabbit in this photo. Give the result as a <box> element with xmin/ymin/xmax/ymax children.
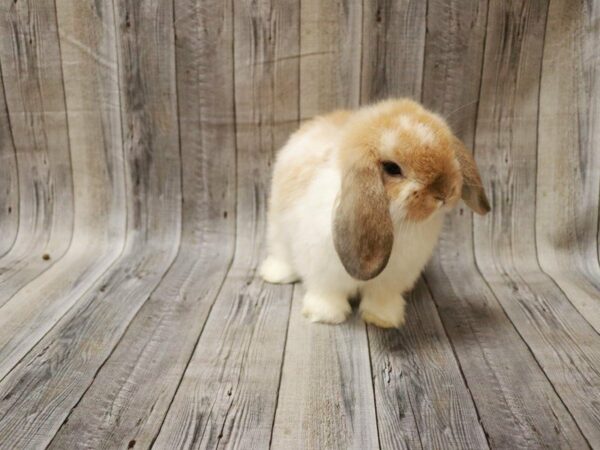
<box><xmin>259</xmin><ymin>99</ymin><xmax>490</xmax><ymax>328</ymax></box>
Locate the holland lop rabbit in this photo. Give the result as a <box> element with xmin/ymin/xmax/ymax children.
<box><xmin>260</xmin><ymin>99</ymin><xmax>490</xmax><ymax>328</ymax></box>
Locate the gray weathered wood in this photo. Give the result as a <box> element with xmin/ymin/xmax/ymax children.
<box><xmin>0</xmin><ymin>64</ymin><xmax>19</xmax><ymax>257</ymax></box>
<box><xmin>0</xmin><ymin>0</ymin><xmax>128</xmax><ymax>383</ymax></box>
<box><xmin>536</xmin><ymin>0</ymin><xmax>600</xmax><ymax>333</ymax></box>
<box><xmin>422</xmin><ymin>0</ymin><xmax>487</xmax><ymax>138</ymax></box>
<box><xmin>474</xmin><ymin>0</ymin><xmax>600</xmax><ymax>445</ymax></box>
<box><xmin>0</xmin><ymin>0</ymin><xmax>74</xmax><ymax>304</ymax></box>
<box><xmin>0</xmin><ymin>0</ymin><xmax>598</xmax><ymax>448</ymax></box>
<box><xmin>0</xmin><ymin>0</ymin><xmax>87</xmax><ymax>383</ymax></box>
<box><xmin>300</xmin><ymin>0</ymin><xmax>362</xmax><ymax>118</ymax></box>
<box><xmin>152</xmin><ymin>0</ymin><xmax>297</xmax><ymax>447</ymax></box>
<box><xmin>48</xmin><ymin>0</ymin><xmax>238</xmax><ymax>446</ymax></box>
<box><xmin>422</xmin><ymin>1</ymin><xmax>588</xmax><ymax>448</ymax></box>
<box><xmin>425</xmin><ymin>265</ymin><xmax>590</xmax><ymax>450</ymax></box>
<box><xmin>370</xmin><ymin>280</ymin><xmax>488</xmax><ymax>450</ymax></box>
<box><xmin>361</xmin><ymin>0</ymin><xmax>426</xmax><ymax>102</ymax></box>
<box><xmin>272</xmin><ymin>288</ymin><xmax>379</xmax><ymax>450</ymax></box>
<box><xmin>152</xmin><ymin>200</ymin><xmax>290</xmax><ymax>448</ymax></box>
<box><xmin>0</xmin><ymin>0</ymin><xmax>182</xmax><ymax>447</ymax></box>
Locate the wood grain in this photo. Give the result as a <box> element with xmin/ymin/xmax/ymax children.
<box><xmin>0</xmin><ymin>0</ymin><xmax>74</xmax><ymax>305</ymax></box>
<box><xmin>0</xmin><ymin>0</ymin><xmax>98</xmax><ymax>383</ymax></box>
<box><xmin>425</xmin><ymin>263</ymin><xmax>589</xmax><ymax>450</ymax></box>
<box><xmin>152</xmin><ymin>0</ymin><xmax>298</xmax><ymax>447</ymax></box>
<box><xmin>422</xmin><ymin>0</ymin><xmax>487</xmax><ymax>140</ymax></box>
<box><xmin>370</xmin><ymin>280</ymin><xmax>488</xmax><ymax>450</ymax></box>
<box><xmin>474</xmin><ymin>0</ymin><xmax>600</xmax><ymax>445</ymax></box>
<box><xmin>0</xmin><ymin>0</ymin><xmax>182</xmax><ymax>447</ymax></box>
<box><xmin>272</xmin><ymin>289</ymin><xmax>379</xmax><ymax>450</ymax></box>
<box><xmin>0</xmin><ymin>0</ymin><xmax>130</xmax><ymax>384</ymax></box>
<box><xmin>536</xmin><ymin>0</ymin><xmax>600</xmax><ymax>333</ymax></box>
<box><xmin>48</xmin><ymin>0</ymin><xmax>238</xmax><ymax>446</ymax></box>
<box><xmin>300</xmin><ymin>0</ymin><xmax>362</xmax><ymax>118</ymax></box>
<box><xmin>0</xmin><ymin>63</ymin><xmax>19</xmax><ymax>257</ymax></box>
<box><xmin>422</xmin><ymin>1</ymin><xmax>588</xmax><ymax>448</ymax></box>
<box><xmin>361</xmin><ymin>0</ymin><xmax>426</xmax><ymax>102</ymax></box>
<box><xmin>0</xmin><ymin>0</ymin><xmax>598</xmax><ymax>448</ymax></box>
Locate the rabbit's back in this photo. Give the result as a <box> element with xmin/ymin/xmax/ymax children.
<box><xmin>269</xmin><ymin>110</ymin><xmax>351</xmax><ymax>215</ymax></box>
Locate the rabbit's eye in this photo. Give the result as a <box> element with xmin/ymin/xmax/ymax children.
<box><xmin>382</xmin><ymin>161</ymin><xmax>403</xmax><ymax>177</ymax></box>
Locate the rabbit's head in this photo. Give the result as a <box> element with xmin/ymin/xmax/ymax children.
<box><xmin>333</xmin><ymin>99</ymin><xmax>490</xmax><ymax>281</ymax></box>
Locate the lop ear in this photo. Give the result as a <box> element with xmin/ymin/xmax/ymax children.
<box><xmin>333</xmin><ymin>153</ymin><xmax>394</xmax><ymax>280</ymax></box>
<box><xmin>453</xmin><ymin>139</ymin><xmax>491</xmax><ymax>215</ymax></box>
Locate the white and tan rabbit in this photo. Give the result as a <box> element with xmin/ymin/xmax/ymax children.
<box><xmin>260</xmin><ymin>99</ymin><xmax>490</xmax><ymax>328</ymax></box>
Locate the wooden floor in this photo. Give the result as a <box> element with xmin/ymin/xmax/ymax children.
<box><xmin>1</xmin><ymin>0</ymin><xmax>599</xmax><ymax>449</ymax></box>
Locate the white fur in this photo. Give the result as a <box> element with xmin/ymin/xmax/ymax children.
<box><xmin>397</xmin><ymin>115</ymin><xmax>414</xmax><ymax>130</ymax></box>
<box><xmin>261</xmin><ymin>119</ymin><xmax>445</xmax><ymax>327</ymax></box>
<box><xmin>302</xmin><ymin>291</ymin><xmax>351</xmax><ymax>324</ymax></box>
<box><xmin>380</xmin><ymin>129</ymin><xmax>398</xmax><ymax>153</ymax></box>
<box><xmin>260</xmin><ymin>255</ymin><xmax>299</xmax><ymax>284</ymax></box>
<box><xmin>413</xmin><ymin>123</ymin><xmax>436</xmax><ymax>145</ymax></box>
<box><xmin>398</xmin><ymin>115</ymin><xmax>436</xmax><ymax>146</ymax></box>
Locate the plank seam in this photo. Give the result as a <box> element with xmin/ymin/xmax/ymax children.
<box><xmin>447</xmin><ymin>2</ymin><xmax>491</xmax><ymax>443</ymax></box>
<box><xmin>419</xmin><ymin>0</ymin><xmax>429</xmax><ymax>104</ymax></box>
<box><xmin>0</xmin><ymin>0</ymin><xmax>80</xmax><ymax>313</ymax></box>
<box><xmin>359</xmin><ymin>0</ymin><xmax>364</xmax><ymax>104</ymax></box>
<box><xmin>0</xmin><ymin>0</ymin><xmax>130</xmax><ymax>384</ymax></box>
<box><xmin>267</xmin><ymin>282</ymin><xmax>293</xmax><ymax>449</ymax></box>
<box><xmin>365</xmin><ymin>325</ymin><xmax>382</xmax><ymax>450</ymax></box>
<box><xmin>422</xmin><ymin>274</ymin><xmax>491</xmax><ymax>448</ymax></box>
<box><xmin>404</xmin><ymin>375</ymin><xmax>424</xmax><ymax>449</ymax></box>
<box><xmin>530</xmin><ymin>2</ymin><xmax>595</xmax><ymax>445</ymax></box>
<box><xmin>52</xmin><ymin>0</ymin><xmax>76</xmax><ymax>251</ymax></box>
<box><xmin>532</xmin><ymin>2</ymin><xmax>600</xmax><ymax>337</ymax></box>
<box><xmin>468</xmin><ymin>1</ymin><xmax>590</xmax><ymax>444</ymax></box>
<box><xmin>269</xmin><ymin>2</ymin><xmax>301</xmax><ymax>440</ymax></box>
<box><xmin>471</xmin><ymin>261</ymin><xmax>593</xmax><ymax>449</ymax></box>
<box><xmin>0</xmin><ymin>59</ymin><xmax>20</xmax><ymax>259</ymax></box>
<box><xmin>148</xmin><ymin>0</ymin><xmax>240</xmax><ymax>446</ymax></box>
<box><xmin>46</xmin><ymin>246</ymin><xmax>183</xmax><ymax>448</ymax></box>
<box><xmin>46</xmin><ymin>0</ymin><xmax>185</xmax><ymax>443</ymax></box>
<box><xmin>359</xmin><ymin>0</ymin><xmax>381</xmax><ymax>445</ymax></box>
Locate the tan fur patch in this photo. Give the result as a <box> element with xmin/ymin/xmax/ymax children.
<box><xmin>338</xmin><ymin>99</ymin><xmax>466</xmax><ymax>222</ymax></box>
<box><xmin>326</xmin><ymin>109</ymin><xmax>353</xmax><ymax>126</ymax></box>
<box><xmin>272</xmin><ymin>97</ymin><xmax>488</xmax><ymax>240</ymax></box>
<box><xmin>453</xmin><ymin>137</ymin><xmax>491</xmax><ymax>214</ymax></box>
<box><xmin>380</xmin><ymin>129</ymin><xmax>398</xmax><ymax>152</ymax></box>
<box><xmin>270</xmin><ymin>152</ymin><xmax>328</xmax><ymax>213</ymax></box>
<box><xmin>271</xmin><ymin>110</ymin><xmax>352</xmax><ymax>213</ymax></box>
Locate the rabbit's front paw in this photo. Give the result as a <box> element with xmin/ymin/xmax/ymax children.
<box><xmin>302</xmin><ymin>291</ymin><xmax>351</xmax><ymax>324</ymax></box>
<box><xmin>360</xmin><ymin>294</ymin><xmax>406</xmax><ymax>328</ymax></box>
<box><xmin>260</xmin><ymin>256</ymin><xmax>299</xmax><ymax>284</ymax></box>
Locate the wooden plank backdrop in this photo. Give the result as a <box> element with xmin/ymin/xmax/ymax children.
<box><xmin>0</xmin><ymin>0</ymin><xmax>598</xmax><ymax>449</ymax></box>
